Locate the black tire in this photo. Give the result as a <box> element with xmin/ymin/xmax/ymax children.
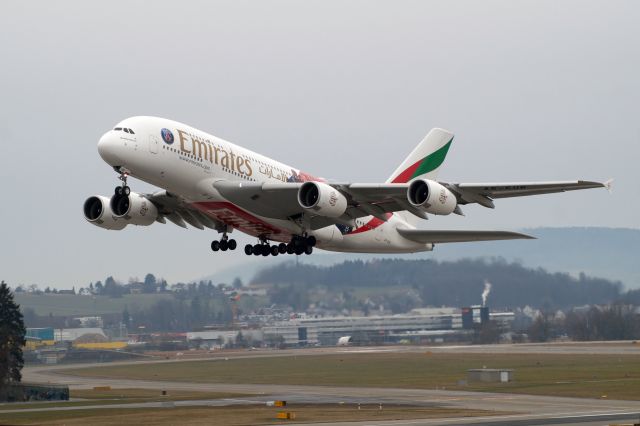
<box><xmin>123</xmin><ymin>186</ymin><xmax>131</xmax><ymax>196</ymax></box>
<box><xmin>115</xmin><ymin>186</ymin><xmax>123</xmax><ymax>196</ymax></box>
<box><xmin>244</xmin><ymin>244</ymin><xmax>253</xmax><ymax>255</ymax></box>
<box><xmin>306</xmin><ymin>236</ymin><xmax>317</xmax><ymax>247</ymax></box>
<box><xmin>295</xmin><ymin>247</ymin><xmax>304</xmax><ymax>255</ymax></box>
<box><xmin>305</xmin><ymin>245</ymin><xmax>313</xmax><ymax>255</ymax></box>
<box><xmin>228</xmin><ymin>239</ymin><xmax>237</xmax><ymax>250</ymax></box>
<box><xmin>262</xmin><ymin>245</ymin><xmax>270</xmax><ymax>256</ymax></box>
<box><xmin>278</xmin><ymin>243</ymin><xmax>287</xmax><ymax>254</ymax></box>
<box><xmin>220</xmin><ymin>240</ymin><xmax>228</xmax><ymax>251</ymax></box>
<box><xmin>271</xmin><ymin>245</ymin><xmax>279</xmax><ymax>256</ymax></box>
<box><xmin>286</xmin><ymin>244</ymin><xmax>294</xmax><ymax>255</ymax></box>
<box><xmin>211</xmin><ymin>240</ymin><xmax>220</xmax><ymax>252</ymax></box>
<box><xmin>253</xmin><ymin>244</ymin><xmax>262</xmax><ymax>256</ymax></box>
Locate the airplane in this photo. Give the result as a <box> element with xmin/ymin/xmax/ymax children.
<box><xmin>84</xmin><ymin>116</ymin><xmax>611</xmax><ymax>257</ymax></box>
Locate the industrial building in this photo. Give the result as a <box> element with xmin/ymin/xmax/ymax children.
<box><xmin>262</xmin><ymin>307</ymin><xmax>514</xmax><ymax>346</ymax></box>
<box><xmin>186</xmin><ymin>329</ymin><xmax>263</xmax><ymax>349</ymax></box>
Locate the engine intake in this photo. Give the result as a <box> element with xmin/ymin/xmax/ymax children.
<box><xmin>297</xmin><ymin>182</ymin><xmax>347</xmax><ymax>218</ymax></box>
<box><xmin>407</xmin><ymin>179</ymin><xmax>457</xmax><ymax>215</ymax></box>
<box><xmin>83</xmin><ymin>196</ymin><xmax>127</xmax><ymax>230</ymax></box>
<box><xmin>110</xmin><ymin>192</ymin><xmax>158</xmax><ymax>226</ymax></box>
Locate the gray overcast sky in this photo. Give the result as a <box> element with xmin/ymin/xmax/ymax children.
<box><xmin>0</xmin><ymin>0</ymin><xmax>638</xmax><ymax>289</ymax></box>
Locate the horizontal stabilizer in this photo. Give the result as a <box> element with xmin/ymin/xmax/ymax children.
<box><xmin>397</xmin><ymin>228</ymin><xmax>534</xmax><ymax>244</ymax></box>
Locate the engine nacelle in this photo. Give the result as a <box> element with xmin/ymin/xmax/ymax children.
<box><xmin>110</xmin><ymin>192</ymin><xmax>158</xmax><ymax>226</ymax></box>
<box><xmin>83</xmin><ymin>196</ymin><xmax>128</xmax><ymax>230</ymax></box>
<box><xmin>297</xmin><ymin>181</ymin><xmax>347</xmax><ymax>218</ymax></box>
<box><xmin>407</xmin><ymin>179</ymin><xmax>457</xmax><ymax>215</ymax></box>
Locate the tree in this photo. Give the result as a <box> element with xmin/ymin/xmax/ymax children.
<box><xmin>103</xmin><ymin>276</ymin><xmax>124</xmax><ymax>298</ymax></box>
<box><xmin>232</xmin><ymin>277</ymin><xmax>243</xmax><ymax>289</ymax></box>
<box><xmin>0</xmin><ymin>281</ymin><xmax>26</xmax><ymax>400</ymax></box>
<box><xmin>143</xmin><ymin>274</ymin><xmax>157</xmax><ymax>293</ymax></box>
<box><xmin>528</xmin><ymin>310</ymin><xmax>556</xmax><ymax>342</ymax></box>
<box><xmin>122</xmin><ymin>307</ymin><xmax>131</xmax><ymax>328</ymax></box>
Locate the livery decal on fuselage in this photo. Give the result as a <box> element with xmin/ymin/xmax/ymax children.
<box><xmin>176</xmin><ymin>129</ymin><xmax>254</xmax><ymax>178</ymax></box>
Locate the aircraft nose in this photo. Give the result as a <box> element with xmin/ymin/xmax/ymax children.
<box><xmin>97</xmin><ymin>131</ymin><xmax>123</xmax><ymax>166</ymax></box>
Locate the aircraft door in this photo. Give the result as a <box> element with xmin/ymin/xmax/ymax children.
<box><xmin>149</xmin><ymin>135</ymin><xmax>159</xmax><ymax>154</ymax></box>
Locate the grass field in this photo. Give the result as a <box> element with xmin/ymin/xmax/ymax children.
<box><xmin>15</xmin><ymin>293</ymin><xmax>173</xmax><ymax>316</ymax></box>
<box><xmin>65</xmin><ymin>352</ymin><xmax>640</xmax><ymax>400</ymax></box>
<box><xmin>0</xmin><ymin>404</ymin><xmax>494</xmax><ymax>425</ymax></box>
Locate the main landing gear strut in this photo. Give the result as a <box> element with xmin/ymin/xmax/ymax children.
<box><xmin>211</xmin><ymin>233</ymin><xmax>237</xmax><ymax>252</ymax></box>
<box><xmin>244</xmin><ymin>235</ymin><xmax>316</xmax><ymax>257</ymax></box>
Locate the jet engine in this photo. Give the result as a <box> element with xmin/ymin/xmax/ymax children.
<box><xmin>83</xmin><ymin>196</ymin><xmax>128</xmax><ymax>230</ymax></box>
<box><xmin>297</xmin><ymin>181</ymin><xmax>347</xmax><ymax>218</ymax></box>
<box><xmin>407</xmin><ymin>179</ymin><xmax>457</xmax><ymax>215</ymax></box>
<box><xmin>110</xmin><ymin>191</ymin><xmax>158</xmax><ymax>226</ymax></box>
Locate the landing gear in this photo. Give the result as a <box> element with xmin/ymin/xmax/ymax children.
<box><xmin>287</xmin><ymin>234</ymin><xmax>315</xmax><ymax>255</ymax></box>
<box><xmin>115</xmin><ymin>170</ymin><xmax>131</xmax><ymax>196</ymax></box>
<box><xmin>240</xmin><ymin>234</ymin><xmax>316</xmax><ymax>257</ymax></box>
<box><xmin>210</xmin><ymin>233</ymin><xmax>236</xmax><ymax>252</ymax></box>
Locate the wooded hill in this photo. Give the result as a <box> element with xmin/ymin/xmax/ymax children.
<box><xmin>252</xmin><ymin>258</ymin><xmax>624</xmax><ymax>310</ymax></box>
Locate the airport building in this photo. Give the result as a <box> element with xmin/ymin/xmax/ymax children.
<box><xmin>262</xmin><ymin>307</ymin><xmax>514</xmax><ymax>346</ymax></box>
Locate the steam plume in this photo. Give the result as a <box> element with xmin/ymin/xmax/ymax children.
<box><xmin>482</xmin><ymin>280</ymin><xmax>492</xmax><ymax>306</ymax></box>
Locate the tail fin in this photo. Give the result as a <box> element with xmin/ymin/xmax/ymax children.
<box><xmin>386</xmin><ymin>128</ymin><xmax>454</xmax><ymax>184</ymax></box>
<box><xmin>387</xmin><ymin>128</ymin><xmax>454</xmax><ymax>227</ymax></box>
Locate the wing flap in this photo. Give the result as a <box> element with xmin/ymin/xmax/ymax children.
<box><xmin>397</xmin><ymin>228</ymin><xmax>535</xmax><ymax>244</ymax></box>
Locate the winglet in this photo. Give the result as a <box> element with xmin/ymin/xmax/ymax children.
<box><xmin>604</xmin><ymin>178</ymin><xmax>614</xmax><ymax>193</ymax></box>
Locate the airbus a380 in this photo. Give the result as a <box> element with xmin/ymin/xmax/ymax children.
<box><xmin>84</xmin><ymin>116</ymin><xmax>610</xmax><ymax>256</ymax></box>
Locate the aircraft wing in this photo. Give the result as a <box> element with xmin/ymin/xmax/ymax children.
<box><xmin>145</xmin><ymin>191</ymin><xmax>226</xmax><ymax>231</ymax></box>
<box><xmin>213</xmin><ymin>181</ymin><xmax>414</xmax><ymax>230</ymax></box>
<box><xmin>445</xmin><ymin>180</ymin><xmax>610</xmax><ymax>208</ymax></box>
<box><xmin>211</xmin><ymin>179</ymin><xmax>610</xmax><ymax>230</ymax></box>
<box><xmin>397</xmin><ymin>228</ymin><xmax>535</xmax><ymax>244</ymax></box>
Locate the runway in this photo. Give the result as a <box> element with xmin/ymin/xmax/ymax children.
<box><xmin>14</xmin><ymin>343</ymin><xmax>640</xmax><ymax>425</ymax></box>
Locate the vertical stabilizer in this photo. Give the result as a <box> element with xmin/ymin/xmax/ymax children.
<box><xmin>386</xmin><ymin>128</ymin><xmax>454</xmax><ymax>184</ymax></box>
<box><xmin>387</xmin><ymin>128</ymin><xmax>454</xmax><ymax>226</ymax></box>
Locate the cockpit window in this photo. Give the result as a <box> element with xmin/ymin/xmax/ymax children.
<box><xmin>113</xmin><ymin>127</ymin><xmax>135</xmax><ymax>134</ymax></box>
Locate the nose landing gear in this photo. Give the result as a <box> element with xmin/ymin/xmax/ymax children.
<box><xmin>114</xmin><ymin>170</ymin><xmax>131</xmax><ymax>196</ymax></box>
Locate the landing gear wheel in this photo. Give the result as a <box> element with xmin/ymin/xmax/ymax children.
<box><xmin>271</xmin><ymin>245</ymin><xmax>279</xmax><ymax>256</ymax></box>
<box><xmin>305</xmin><ymin>246</ymin><xmax>313</xmax><ymax>255</ymax></box>
<box><xmin>219</xmin><ymin>240</ymin><xmax>229</xmax><ymax>251</ymax></box>
<box><xmin>262</xmin><ymin>245</ymin><xmax>270</xmax><ymax>256</ymax></box>
<box><xmin>253</xmin><ymin>244</ymin><xmax>262</xmax><ymax>256</ymax></box>
<box><xmin>123</xmin><ymin>186</ymin><xmax>131</xmax><ymax>196</ymax></box>
<box><xmin>286</xmin><ymin>244</ymin><xmax>294</xmax><ymax>255</ymax></box>
<box><xmin>244</xmin><ymin>244</ymin><xmax>253</xmax><ymax>255</ymax></box>
<box><xmin>228</xmin><ymin>239</ymin><xmax>237</xmax><ymax>250</ymax></box>
<box><xmin>211</xmin><ymin>240</ymin><xmax>220</xmax><ymax>252</ymax></box>
<box><xmin>295</xmin><ymin>247</ymin><xmax>304</xmax><ymax>256</ymax></box>
<box><xmin>278</xmin><ymin>243</ymin><xmax>287</xmax><ymax>254</ymax></box>
<box><xmin>115</xmin><ymin>186</ymin><xmax>123</xmax><ymax>196</ymax></box>
<box><xmin>306</xmin><ymin>236</ymin><xmax>316</xmax><ymax>247</ymax></box>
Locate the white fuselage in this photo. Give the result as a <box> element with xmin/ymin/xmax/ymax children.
<box><xmin>97</xmin><ymin>116</ymin><xmax>431</xmax><ymax>253</ymax></box>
